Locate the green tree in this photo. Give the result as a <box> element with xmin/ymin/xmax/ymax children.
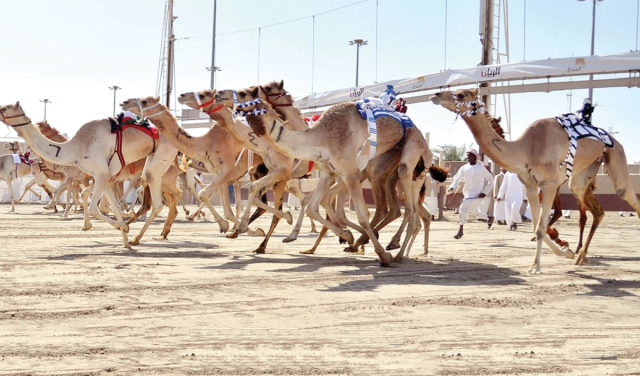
<box><xmin>432</xmin><ymin>144</ymin><xmax>467</xmax><ymax>162</ymax></box>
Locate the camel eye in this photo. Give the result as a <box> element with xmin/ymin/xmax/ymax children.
<box><xmin>198</xmin><ymin>94</ymin><xmax>204</xmax><ymax>99</ymax></box>
<box><xmin>266</xmin><ymin>87</ymin><xmax>272</xmax><ymax>92</ymax></box>
<box><xmin>457</xmin><ymin>94</ymin><xmax>464</xmax><ymax>100</ymax></box>
<box><xmin>240</xmin><ymin>92</ymin><xmax>247</xmax><ymax>98</ymax></box>
<box><xmin>142</xmin><ymin>100</ymin><xmax>148</xmax><ymax>105</ymax></box>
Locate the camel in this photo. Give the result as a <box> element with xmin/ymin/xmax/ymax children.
<box><xmin>242</xmin><ymin>81</ymin><xmax>446</xmax><ymax>257</ymax></box>
<box><xmin>1</xmin><ymin>141</ymin><xmax>40</xmax><ymax>212</ymax></box>
<box><xmin>120</xmin><ymin>96</ymin><xmax>261</xmax><ymax>236</ymax></box>
<box><xmin>430</xmin><ymin>88</ymin><xmax>640</xmax><ymax>272</ymax></box>
<box><xmin>222</xmin><ymin>96</ymin><xmax>439</xmax><ymax>266</ymax></box>
<box><xmin>0</xmin><ymin>101</ymin><xmax>177</xmax><ymax>249</ymax></box>
<box><xmin>126</xmin><ymin>94</ymin><xmax>296</xmax><ymax>254</ymax></box>
<box><xmin>4</xmin><ymin>141</ymin><xmax>51</xmax><ymax>203</ymax></box>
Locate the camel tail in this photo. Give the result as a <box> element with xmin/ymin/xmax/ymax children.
<box><xmin>428</xmin><ymin>164</ymin><xmax>449</xmax><ymax>183</ymax></box>
<box><xmin>603</xmin><ymin>140</ymin><xmax>640</xmax><ymax>215</ymax></box>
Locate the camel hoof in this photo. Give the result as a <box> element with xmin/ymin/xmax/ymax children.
<box><xmin>250</xmin><ymin>228</ymin><xmax>265</xmax><ymax>237</ymax></box>
<box><xmin>283</xmin><ymin>211</ymin><xmax>293</xmax><ymax>225</ymax></box>
<box><xmin>218</xmin><ymin>220</ymin><xmax>230</xmax><ymax>233</ymax></box>
<box><xmin>343</xmin><ymin>246</ymin><xmax>358</xmax><ymax>253</ymax></box>
<box><xmin>282</xmin><ymin>235</ymin><xmax>297</xmax><ymax>243</ymax></box>
<box><xmin>82</xmin><ymin>224</ymin><xmax>92</xmax><ymax>231</ymax></box>
<box><xmin>393</xmin><ymin>254</ymin><xmax>404</xmax><ymax>264</ymax></box>
<box><xmin>379</xmin><ymin>252</ymin><xmax>393</xmax><ymax>267</ymax></box>
<box><xmin>187</xmin><ymin>214</ymin><xmax>197</xmax><ymax>221</ymax></box>
<box><xmin>59</xmin><ymin>216</ymin><xmax>71</xmax><ymax>221</ymax></box>
<box><xmin>310</xmin><ymin>228</ymin><xmax>318</xmax><ymax>234</ymax></box>
<box><xmin>526</xmin><ymin>265</ymin><xmax>541</xmax><ymax>274</ymax></box>
<box><xmin>563</xmin><ymin>247</ymin><xmax>575</xmax><ymax>259</ymax></box>
<box><xmin>386</xmin><ymin>241</ymin><xmax>400</xmax><ymax>251</ymax></box>
<box><xmin>340</xmin><ymin>230</ymin><xmax>354</xmax><ymax>245</ymax></box>
<box><xmin>254</xmin><ymin>248</ymin><xmax>266</xmax><ymax>254</ymax></box>
<box><xmin>226</xmin><ymin>231</ymin><xmax>239</xmax><ymax>239</ymax></box>
<box><xmin>129</xmin><ymin>238</ymin><xmax>140</xmax><ymax>246</ymax></box>
<box><xmin>417</xmin><ymin>251</ymin><xmax>429</xmax><ymax>258</ymax></box>
<box><xmin>184</xmin><ymin>210</ymin><xmax>190</xmax><ymax>216</ymax></box>
<box><xmin>299</xmin><ymin>249</ymin><xmax>315</xmax><ymax>254</ymax></box>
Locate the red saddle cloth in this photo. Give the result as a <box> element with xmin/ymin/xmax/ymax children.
<box><xmin>110</xmin><ymin>111</ymin><xmax>159</xmax><ymax>140</ymax></box>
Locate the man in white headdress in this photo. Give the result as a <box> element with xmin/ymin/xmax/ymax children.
<box><xmin>496</xmin><ymin>171</ymin><xmax>525</xmax><ymax>231</ymax></box>
<box><xmin>448</xmin><ymin>149</ymin><xmax>494</xmax><ymax>239</ymax></box>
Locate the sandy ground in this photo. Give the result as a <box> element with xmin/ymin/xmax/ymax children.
<box><xmin>1</xmin><ymin>203</ymin><xmax>640</xmax><ymax>376</ymax></box>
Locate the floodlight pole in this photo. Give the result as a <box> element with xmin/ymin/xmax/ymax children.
<box><xmin>39</xmin><ymin>99</ymin><xmax>51</xmax><ymax>121</ymax></box>
<box><xmin>108</xmin><ymin>86</ymin><xmax>121</xmax><ymax>116</ymax></box>
<box><xmin>350</xmin><ymin>39</ymin><xmax>367</xmax><ymax>87</ymax></box>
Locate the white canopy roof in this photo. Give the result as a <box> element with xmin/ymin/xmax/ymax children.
<box><xmin>294</xmin><ymin>51</ymin><xmax>640</xmax><ymax>110</ymax></box>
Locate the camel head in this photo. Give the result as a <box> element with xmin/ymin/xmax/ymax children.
<box><xmin>213</xmin><ymin>86</ymin><xmax>260</xmax><ymax>108</ymax></box>
<box><xmin>120</xmin><ymin>95</ymin><xmax>165</xmax><ymax>120</ymax></box>
<box><xmin>4</xmin><ymin>141</ymin><xmax>21</xmax><ymax>153</ymax></box>
<box><xmin>0</xmin><ymin>101</ymin><xmax>30</xmax><ymax>128</ymax></box>
<box><xmin>429</xmin><ymin>88</ymin><xmax>482</xmax><ymax>115</ymax></box>
<box><xmin>178</xmin><ymin>90</ymin><xmax>217</xmax><ymax>111</ymax></box>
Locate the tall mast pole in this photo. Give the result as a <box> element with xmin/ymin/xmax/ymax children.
<box><xmin>210</xmin><ymin>0</ymin><xmax>217</xmax><ymax>89</ymax></box>
<box><xmin>166</xmin><ymin>0</ymin><xmax>174</xmax><ymax>109</ymax></box>
<box><xmin>480</xmin><ymin>0</ymin><xmax>494</xmax><ymax>112</ymax></box>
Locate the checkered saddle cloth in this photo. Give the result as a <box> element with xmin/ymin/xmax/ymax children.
<box><xmin>555</xmin><ymin>113</ymin><xmax>614</xmax><ymax>177</ymax></box>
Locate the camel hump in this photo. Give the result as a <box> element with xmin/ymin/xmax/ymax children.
<box><xmin>36</xmin><ymin>120</ymin><xmax>68</xmax><ymax>142</ymax></box>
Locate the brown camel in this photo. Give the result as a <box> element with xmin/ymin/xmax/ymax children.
<box><xmin>0</xmin><ymin>101</ymin><xmax>177</xmax><ymax>248</ymax></box>
<box><xmin>430</xmin><ymin>88</ymin><xmax>640</xmax><ymax>272</ymax></box>
<box><xmin>223</xmin><ymin>96</ymin><xmax>438</xmax><ymax>266</ymax></box>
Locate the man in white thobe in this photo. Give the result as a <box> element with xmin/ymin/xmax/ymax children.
<box><xmin>448</xmin><ymin>149</ymin><xmax>494</xmax><ymax>239</ymax></box>
<box><xmin>496</xmin><ymin>171</ymin><xmax>525</xmax><ymax>231</ymax></box>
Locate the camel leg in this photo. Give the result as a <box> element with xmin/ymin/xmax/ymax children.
<box><xmin>197</xmin><ymin>173</ymin><xmax>233</xmax><ymax>233</ymax></box>
<box><xmin>130</xmin><ymin>176</ymin><xmax>164</xmax><ymax>245</ymax></box>
<box><xmin>392</xmin><ymin>163</ymin><xmax>422</xmax><ymax>263</ymax></box>
<box><xmin>283</xmin><ymin>186</ymin><xmax>312</xmax><ymax>243</ymax></box>
<box><xmin>17</xmin><ymin>179</ymin><xmax>37</xmax><ymax>203</ymax></box>
<box><xmin>342</xmin><ymin>174</ymin><xmax>393</xmax><ymax>266</ymax></box>
<box><xmin>575</xmin><ymin>203</ymin><xmax>588</xmax><ymax>254</ymax></box>
<box><xmin>304</xmin><ymin>173</ymin><xmax>355</xmax><ymax>245</ymax></box>
<box><xmin>416</xmin><ymin>203</ymin><xmax>432</xmax><ymax>257</ymax></box>
<box><xmin>81</xmin><ymin>183</ymin><xmax>94</xmax><ymax>231</ymax></box>
<box><xmin>253</xmin><ymin>181</ymin><xmax>286</xmax><ymax>254</ymax></box>
<box><xmin>232</xmin><ymin>172</ymin><xmax>292</xmax><ymax>236</ymax></box>
<box><xmin>569</xmin><ymin>161</ymin><xmax>605</xmax><ymax>265</ymax></box>
<box><xmin>234</xmin><ymin>181</ymin><xmax>242</xmax><ymax>219</ymax></box>
<box><xmin>7</xmin><ymin>177</ymin><xmax>16</xmax><ymax>213</ymax></box>
<box><xmin>88</xmin><ymin>177</ymin><xmax>130</xmax><ymax>248</ymax></box>
<box><xmin>160</xmin><ymin>183</ymin><xmax>182</xmax><ymax>240</ymax></box>
<box><xmin>300</xmin><ymin>222</ymin><xmax>330</xmax><ymax>254</ymax></box>
<box><xmin>604</xmin><ymin>143</ymin><xmax>640</xmax><ymax>215</ymax></box>
<box><xmin>528</xmin><ymin>184</ymin><xmax>574</xmax><ymax>274</ymax></box>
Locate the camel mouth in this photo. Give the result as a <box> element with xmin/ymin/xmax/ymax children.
<box><xmin>428</xmin><ymin>95</ymin><xmax>441</xmax><ymax>104</ymax></box>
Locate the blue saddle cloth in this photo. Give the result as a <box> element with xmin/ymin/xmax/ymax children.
<box><xmin>355</xmin><ymin>99</ymin><xmax>414</xmax><ymax>130</ymax></box>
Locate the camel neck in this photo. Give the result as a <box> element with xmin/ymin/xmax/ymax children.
<box><xmin>249</xmin><ymin>116</ymin><xmax>325</xmax><ymax>163</ymax></box>
<box><xmin>13</xmin><ymin>122</ymin><xmax>76</xmax><ymax>166</ymax></box>
<box><xmin>153</xmin><ymin>111</ymin><xmax>215</xmax><ymax>158</ymax></box>
<box><xmin>212</xmin><ymin>111</ymin><xmax>267</xmax><ymax>152</ymax></box>
<box><xmin>461</xmin><ymin>114</ymin><xmax>517</xmax><ymax>170</ymax></box>
<box><xmin>275</xmin><ymin>106</ymin><xmax>308</xmax><ymax>131</ymax></box>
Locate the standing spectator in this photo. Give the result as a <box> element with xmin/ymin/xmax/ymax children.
<box><xmin>448</xmin><ymin>149</ymin><xmax>494</xmax><ymax>239</ymax></box>
<box><xmin>497</xmin><ymin>171</ymin><xmax>525</xmax><ymax>231</ymax></box>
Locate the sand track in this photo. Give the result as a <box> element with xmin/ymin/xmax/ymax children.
<box><xmin>1</xmin><ymin>204</ymin><xmax>639</xmax><ymax>375</ymax></box>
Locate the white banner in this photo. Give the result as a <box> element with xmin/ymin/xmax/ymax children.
<box><xmin>295</xmin><ymin>51</ymin><xmax>640</xmax><ymax>109</ymax></box>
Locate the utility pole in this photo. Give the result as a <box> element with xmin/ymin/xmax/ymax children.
<box><xmin>349</xmin><ymin>39</ymin><xmax>368</xmax><ymax>87</ymax></box>
<box><xmin>479</xmin><ymin>0</ymin><xmax>494</xmax><ymax>112</ymax></box>
<box><xmin>166</xmin><ymin>0</ymin><xmax>175</xmax><ymax>109</ymax></box>
<box><xmin>108</xmin><ymin>86</ymin><xmax>121</xmax><ymax>116</ymax></box>
<box><xmin>39</xmin><ymin>99</ymin><xmax>51</xmax><ymax>121</ymax></box>
<box><xmin>210</xmin><ymin>0</ymin><xmax>217</xmax><ymax>90</ymax></box>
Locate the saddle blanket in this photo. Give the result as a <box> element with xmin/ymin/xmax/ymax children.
<box><xmin>555</xmin><ymin>113</ymin><xmax>614</xmax><ymax>178</ymax></box>
<box><xmin>109</xmin><ymin>111</ymin><xmax>159</xmax><ymax>140</ymax></box>
<box><xmin>354</xmin><ymin>98</ymin><xmax>414</xmax><ymax>169</ymax></box>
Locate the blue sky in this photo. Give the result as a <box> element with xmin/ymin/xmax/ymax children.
<box><xmin>1</xmin><ymin>0</ymin><xmax>639</xmax><ymax>162</ymax></box>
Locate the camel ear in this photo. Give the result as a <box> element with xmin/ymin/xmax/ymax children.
<box><xmin>154</xmin><ymin>96</ymin><xmax>160</xmax><ymax>102</ymax></box>
<box><xmin>470</xmin><ymin>88</ymin><xmax>479</xmax><ymax>97</ymax></box>
<box><xmin>251</xmin><ymin>86</ymin><xmax>259</xmax><ymax>98</ymax></box>
<box><xmin>496</xmin><ymin>116</ymin><xmax>502</xmax><ymax>123</ymax></box>
<box><xmin>278</xmin><ymin>80</ymin><xmax>284</xmax><ymax>90</ymax></box>
<box><xmin>14</xmin><ymin>101</ymin><xmax>20</xmax><ymax>108</ymax></box>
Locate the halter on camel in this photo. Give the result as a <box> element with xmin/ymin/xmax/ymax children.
<box><xmin>258</xmin><ymin>86</ymin><xmax>294</xmax><ymax>107</ymax></box>
<box><xmin>192</xmin><ymin>92</ymin><xmax>224</xmax><ymax>114</ymax></box>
